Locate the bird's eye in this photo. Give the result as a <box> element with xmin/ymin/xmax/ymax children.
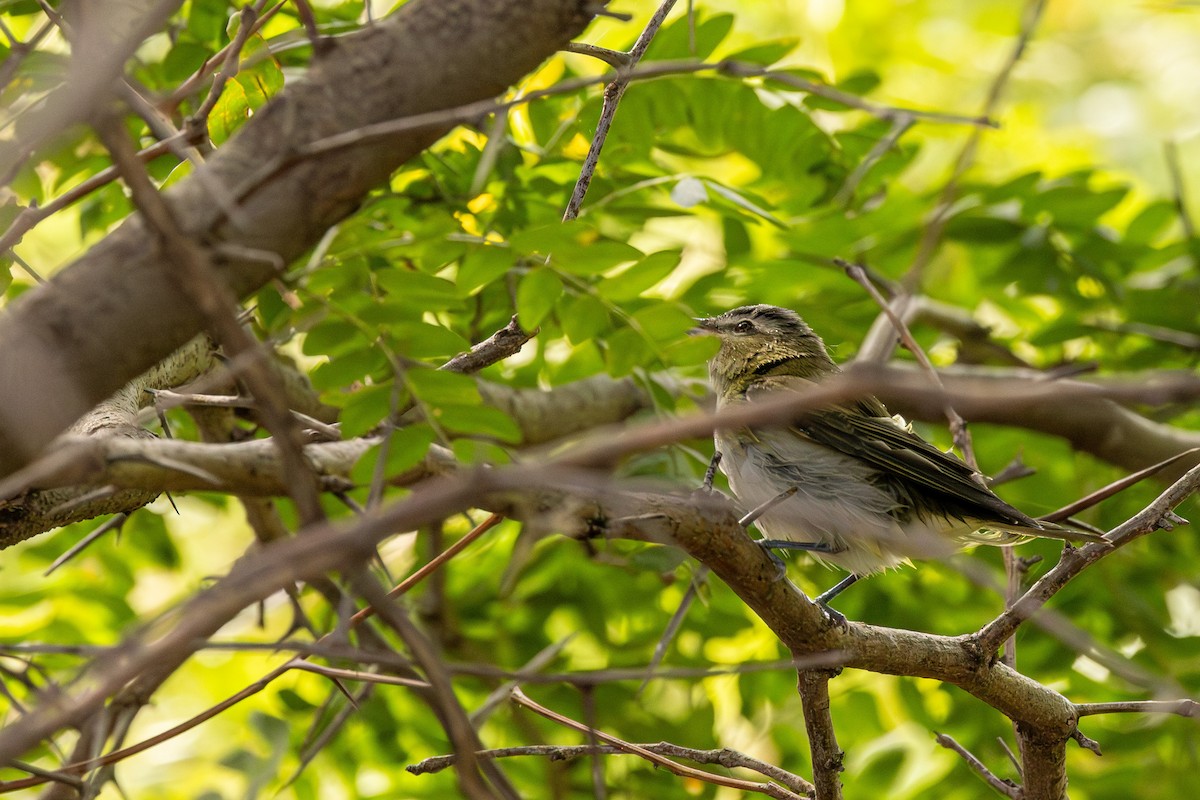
<box><xmin>733</xmin><ymin>320</ymin><xmax>755</xmax><ymax>333</ymax></box>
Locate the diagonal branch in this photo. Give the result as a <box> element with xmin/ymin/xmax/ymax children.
<box><xmin>0</xmin><ymin>0</ymin><xmax>601</xmax><ymax>479</ymax></box>
<box><xmin>975</xmin><ymin>462</ymin><xmax>1200</xmax><ymax>653</ymax></box>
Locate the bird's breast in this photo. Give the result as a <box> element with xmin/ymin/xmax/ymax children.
<box><xmin>714</xmin><ymin>427</ymin><xmax>920</xmax><ymax>574</ymax></box>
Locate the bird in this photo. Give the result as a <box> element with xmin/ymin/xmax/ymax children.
<box><xmin>691</xmin><ymin>304</ymin><xmax>1103</xmax><ymax>612</ymax></box>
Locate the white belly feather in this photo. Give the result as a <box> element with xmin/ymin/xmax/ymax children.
<box><xmin>715</xmin><ymin>428</ymin><xmax>957</xmax><ymax>574</ymax></box>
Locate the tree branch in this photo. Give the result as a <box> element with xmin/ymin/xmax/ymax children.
<box><xmin>0</xmin><ymin>0</ymin><xmax>600</xmax><ymax>478</ymax></box>
<box><xmin>797</xmin><ymin>671</ymin><xmax>843</xmax><ymax>800</ymax></box>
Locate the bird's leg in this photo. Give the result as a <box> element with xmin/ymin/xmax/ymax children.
<box><xmin>737</xmin><ymin>486</ymin><xmax>803</xmax><ymax>579</ymax></box>
<box><xmin>811</xmin><ymin>573</ymin><xmax>862</xmax><ymax>627</ymax></box>
<box><xmin>753</xmin><ymin>538</ymin><xmax>842</xmax><ymax>582</ymax></box>
<box><xmin>815</xmin><ymin>573</ymin><xmax>861</xmax><ymax>604</ymax></box>
<box><xmin>757</xmin><ymin>539</ymin><xmax>839</xmax><ymax>553</ymax></box>
<box><xmin>702</xmin><ymin>451</ymin><xmax>722</xmax><ymax>491</ymax></box>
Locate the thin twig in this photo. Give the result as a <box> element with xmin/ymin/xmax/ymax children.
<box><xmin>470</xmin><ymin>636</ymin><xmax>575</xmax><ymax>726</ymax></box>
<box><xmin>349</xmin><ymin>570</ymin><xmax>520</xmax><ymax>800</ymax></box>
<box><xmin>43</xmin><ymin>514</ymin><xmax>127</xmax><ymax>576</ymax></box>
<box><xmin>408</xmin><ymin>742</ymin><xmax>815</xmax><ymax>794</ymax></box>
<box><xmin>976</xmin><ymin>461</ymin><xmax>1200</xmax><ymax>652</ymax></box>
<box><xmin>1165</xmin><ymin>140</ymin><xmax>1197</xmax><ymax>240</ymax></box>
<box><xmin>1040</xmin><ymin>448</ymin><xmax>1200</xmax><ymax>522</ymax></box>
<box><xmin>638</xmin><ymin>566</ymin><xmax>709</xmax><ymax>695</ymax></box>
<box><xmin>902</xmin><ymin>0</ymin><xmax>1047</xmax><ymax>290</ymax></box>
<box><xmin>1076</xmin><ymin>699</ymin><xmax>1200</xmax><ymax>718</ymax></box>
<box><xmin>96</xmin><ymin>116</ymin><xmax>326</xmax><ymax>527</ymax></box>
<box><xmin>563</xmin><ymin>0</ymin><xmax>680</xmax><ymax>221</ymax></box>
<box><xmin>349</xmin><ymin>512</ymin><xmax>504</xmax><ymax>625</ymax></box>
<box><xmin>832</xmin><ymin>112</ymin><xmax>914</xmax><ymax>207</ymax></box>
<box><xmin>511</xmin><ymin>689</ymin><xmax>808</xmax><ymax>799</ymax></box>
<box><xmin>935</xmin><ymin>733</ymin><xmax>1020</xmax><ymax>799</ymax></box>
<box><xmin>841</xmin><ymin>260</ymin><xmax>975</xmax><ymax>464</ymax></box>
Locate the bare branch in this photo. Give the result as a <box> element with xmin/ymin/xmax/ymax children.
<box><xmin>96</xmin><ymin>115</ymin><xmax>326</xmax><ymax>526</ymax></box>
<box><xmin>563</xmin><ymin>0</ymin><xmax>679</xmax><ymax>221</ymax></box>
<box><xmin>798</xmin><ymin>671</ymin><xmax>844</xmax><ymax>800</ymax></box>
<box><xmin>976</xmin><ymin>462</ymin><xmax>1200</xmax><ymax>652</ymax></box>
<box><xmin>1076</xmin><ymin>699</ymin><xmax>1200</xmax><ymax>719</ymax></box>
<box><xmin>440</xmin><ymin>316</ymin><xmax>536</xmax><ymax>374</ymax></box>
<box><xmin>935</xmin><ymin>733</ymin><xmax>1020</xmax><ymax>799</ymax></box>
<box><xmin>511</xmin><ymin>688</ymin><xmax>808</xmax><ymax>799</ymax></box>
<box><xmin>408</xmin><ymin>742</ymin><xmax>815</xmax><ymax>795</ymax></box>
<box><xmin>0</xmin><ymin>0</ymin><xmax>600</xmax><ymax>479</ymax></box>
<box><xmin>903</xmin><ymin>0</ymin><xmax>1048</xmax><ymax>290</ymax></box>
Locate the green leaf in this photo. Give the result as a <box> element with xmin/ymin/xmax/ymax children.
<box><xmin>310</xmin><ymin>347</ymin><xmax>388</xmax><ymax>391</ymax></box>
<box><xmin>388</xmin><ymin>321</ymin><xmax>471</xmax><ymax>360</ymax></box>
<box><xmin>434</xmin><ymin>404</ymin><xmax>522</xmax><ymax>442</ymax></box>
<box><xmin>509</xmin><ymin>221</ymin><xmax>600</xmax><ymax>256</ymax></box>
<box><xmin>349</xmin><ymin>424</ymin><xmax>438</xmax><ymax>486</ymax></box>
<box><xmin>340</xmin><ymin>383</ymin><xmax>395</xmax><ymax>437</ymax></box>
<box><xmin>598</xmin><ymin>251</ymin><xmax>682</xmax><ymax>301</ymax></box>
<box><xmin>510</xmin><ymin>221</ymin><xmax>643</xmax><ymax>275</ymax></box>
<box><xmin>1026</xmin><ymin>185</ymin><xmax>1129</xmax><ymax>229</ymax></box>
<box><xmin>457</xmin><ymin>243</ymin><xmax>514</xmax><ymax>294</ymax></box>
<box><xmin>664</xmin><ymin>333</ymin><xmax>719</xmax><ymax>366</ymax></box>
<box><xmin>207</xmin><ymin>79</ymin><xmax>251</xmax><ymax>146</ymax></box>
<box><xmin>725</xmin><ymin>39</ymin><xmax>800</xmax><ymax>66</ymax></box>
<box><xmin>1124</xmin><ymin>200</ymin><xmax>1177</xmax><ymax>244</ymax></box>
<box><xmin>630</xmin><ymin>303</ymin><xmax>693</xmax><ymax>341</ymax></box>
<box><xmin>561</xmin><ymin>294</ymin><xmax>610</xmax><ymax>344</ymax></box>
<box><xmin>451</xmin><ymin>438</ymin><xmax>512</xmax><ymax>465</ymax></box>
<box><xmin>516</xmin><ymin>268</ymin><xmax>562</xmax><ymax>329</ymax></box>
<box><xmin>604</xmin><ymin>327</ymin><xmax>651</xmax><ymax>376</ymax></box>
<box><xmin>1027</xmin><ymin>320</ymin><xmax>1094</xmax><ymax>346</ymax></box>
<box><xmin>384</xmin><ymin>424</ymin><xmax>438</xmax><ymax>474</ymax></box>
<box><xmin>406</xmin><ymin>368</ymin><xmax>480</xmax><ymax>405</ymax></box>
<box><xmin>944</xmin><ymin>213</ymin><xmax>1025</xmax><ymax>243</ymax></box>
<box><xmin>376</xmin><ymin>269</ymin><xmax>463</xmax><ymax>311</ymax></box>
<box><xmin>302</xmin><ymin>318</ymin><xmax>363</xmax><ymax>357</ymax></box>
<box><xmin>555</xmin><ymin>240</ymin><xmax>646</xmax><ymax>275</ymax></box>
<box><xmin>642</xmin><ymin>12</ymin><xmax>734</xmax><ymax>61</ymax></box>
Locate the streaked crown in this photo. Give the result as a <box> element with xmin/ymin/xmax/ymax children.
<box><xmin>694</xmin><ymin>304</ymin><xmax>837</xmax><ymax>397</ymax></box>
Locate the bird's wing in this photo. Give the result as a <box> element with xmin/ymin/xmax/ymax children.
<box><xmin>746</xmin><ymin>376</ymin><xmax>1041</xmax><ymax>528</ymax></box>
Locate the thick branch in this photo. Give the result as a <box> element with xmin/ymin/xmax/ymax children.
<box><xmin>0</xmin><ymin>368</ymin><xmax>654</xmax><ymax>545</ymax></box>
<box><xmin>0</xmin><ymin>0</ymin><xmax>599</xmax><ymax>478</ymax></box>
<box><xmin>797</xmin><ymin>671</ymin><xmax>843</xmax><ymax>800</ymax></box>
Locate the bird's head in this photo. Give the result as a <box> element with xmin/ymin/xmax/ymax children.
<box><xmin>691</xmin><ymin>304</ymin><xmax>837</xmax><ymax>396</ymax></box>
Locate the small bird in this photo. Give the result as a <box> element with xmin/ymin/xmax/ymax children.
<box><xmin>692</xmin><ymin>304</ymin><xmax>1102</xmax><ymax>609</ymax></box>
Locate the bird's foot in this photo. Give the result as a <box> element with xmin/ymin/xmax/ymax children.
<box><xmin>756</xmin><ymin>539</ymin><xmax>840</xmax><ymax>583</ymax></box>
<box><xmin>812</xmin><ymin>573</ymin><xmax>861</xmax><ymax>629</ymax></box>
<box><xmin>756</xmin><ymin>541</ymin><xmax>788</xmax><ymax>581</ymax></box>
<box><xmin>816</xmin><ymin>601</ymin><xmax>849</xmax><ymax>630</ymax></box>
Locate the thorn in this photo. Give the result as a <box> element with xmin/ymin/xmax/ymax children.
<box><xmin>1072</xmin><ymin>729</ymin><xmax>1103</xmax><ymax>757</ymax></box>
<box><xmin>739</xmin><ymin>486</ymin><xmax>798</xmax><ymax>527</ymax></box>
<box><xmin>1160</xmin><ymin>511</ymin><xmax>1189</xmax><ymax>530</ymax></box>
<box><xmin>589</xmin><ymin>5</ymin><xmax>633</xmax><ymax>21</ymax></box>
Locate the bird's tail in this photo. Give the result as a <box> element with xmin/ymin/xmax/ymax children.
<box><xmin>960</xmin><ymin>520</ymin><xmax>1107</xmax><ymax>547</ymax></box>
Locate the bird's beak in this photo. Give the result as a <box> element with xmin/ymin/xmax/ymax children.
<box><xmin>688</xmin><ymin>317</ymin><xmax>717</xmax><ymax>336</ymax></box>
